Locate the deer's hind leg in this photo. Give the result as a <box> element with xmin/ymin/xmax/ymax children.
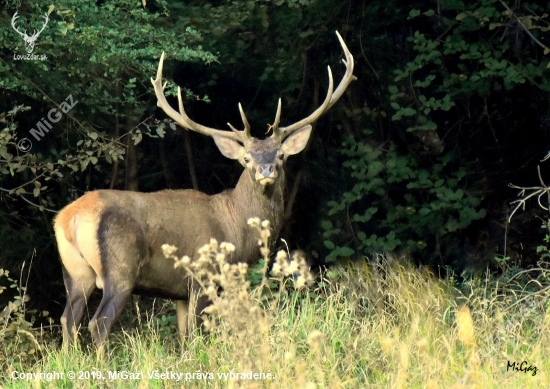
<box><xmin>55</xmin><ymin>217</ymin><xmax>98</xmax><ymax>349</ymax></box>
<box><xmin>60</xmin><ymin>265</ymin><xmax>96</xmax><ymax>348</ymax></box>
<box><xmin>88</xmin><ymin>209</ymin><xmax>148</xmax><ymax>350</ymax></box>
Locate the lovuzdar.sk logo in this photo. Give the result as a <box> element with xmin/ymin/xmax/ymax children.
<box><xmin>11</xmin><ymin>10</ymin><xmax>49</xmax><ymax>59</ymax></box>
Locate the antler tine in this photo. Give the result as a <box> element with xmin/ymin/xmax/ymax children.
<box><xmin>328</xmin><ymin>31</ymin><xmax>356</xmax><ymax>110</ymax></box>
<box><xmin>276</xmin><ymin>31</ymin><xmax>355</xmax><ymax>139</ymax></box>
<box><xmin>227</xmin><ymin>103</ymin><xmax>251</xmax><ymax>137</ymax></box>
<box><xmin>271</xmin><ymin>98</ymin><xmax>283</xmax><ymax>139</ymax></box>
<box><xmin>227</xmin><ymin>122</ymin><xmax>239</xmax><ymax>132</ymax></box>
<box><xmin>151</xmin><ymin>52</ymin><xmax>250</xmax><ymax>143</ymax></box>
<box><xmin>238</xmin><ymin>103</ymin><xmax>251</xmax><ymax>138</ymax></box>
<box><xmin>276</xmin><ymin>66</ymin><xmax>334</xmax><ymax>138</ymax></box>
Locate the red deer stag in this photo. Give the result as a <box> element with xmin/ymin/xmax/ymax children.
<box><xmin>54</xmin><ymin>31</ymin><xmax>355</xmax><ymax>349</ymax></box>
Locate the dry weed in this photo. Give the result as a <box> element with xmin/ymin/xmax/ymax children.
<box><xmin>163</xmin><ymin>218</ymin><xmax>316</xmax><ymax>388</ymax></box>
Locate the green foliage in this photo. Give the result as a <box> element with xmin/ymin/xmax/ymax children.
<box><xmin>151</xmin><ymin>313</ymin><xmax>178</xmax><ymax>338</ymax></box>
<box><xmin>1</xmin><ymin>0</ymin><xmax>216</xmax><ymax>103</ymax></box>
<box><xmin>1</xmin><ymin>0</ymin><xmax>548</xmax><ymax>291</ymax></box>
<box><xmin>529</xmin><ymin>207</ymin><xmax>550</xmax><ymax>281</ymax></box>
<box><xmin>317</xmin><ymin>0</ymin><xmax>549</xmax><ymax>267</ymax></box>
<box><xmin>247</xmin><ymin>258</ymin><xmax>277</xmax><ymax>291</ymax></box>
<box><xmin>323</xmin><ymin>135</ymin><xmax>486</xmax><ymax>262</ymax></box>
<box><xmin>390</xmin><ymin>0</ymin><xmax>550</xmax><ymax>134</ymax></box>
<box><xmin>537</xmin><ymin>220</ymin><xmax>550</xmax><ymax>261</ymax></box>
<box><xmin>0</xmin><ymin>105</ymin><xmax>68</xmax><ymax>211</ymax></box>
<box><xmin>0</xmin><ymin>1</ymin><xmax>223</xmax><ymax>329</ymax></box>
<box><xmin>0</xmin><ymin>266</ymin><xmax>52</xmax><ymax>370</ymax></box>
<box><xmin>494</xmin><ymin>254</ymin><xmax>511</xmax><ymax>267</ymax></box>
<box><xmin>0</xmin><ymin>0</ymin><xmax>216</xmax><ymax>210</ymax></box>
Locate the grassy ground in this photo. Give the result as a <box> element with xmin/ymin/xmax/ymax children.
<box><xmin>1</xmin><ymin>237</ymin><xmax>549</xmax><ymax>388</ymax></box>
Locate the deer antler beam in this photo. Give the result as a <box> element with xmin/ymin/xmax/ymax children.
<box><xmin>272</xmin><ymin>31</ymin><xmax>356</xmax><ymax>140</ymax></box>
<box><xmin>151</xmin><ymin>52</ymin><xmax>250</xmax><ymax>143</ymax></box>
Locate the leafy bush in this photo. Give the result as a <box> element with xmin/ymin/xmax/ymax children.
<box><xmin>322</xmin><ymin>135</ymin><xmax>485</xmax><ymax>262</ymax></box>
<box><xmin>0</xmin><ymin>264</ymin><xmax>52</xmax><ymax>370</ymax></box>
<box><xmin>391</xmin><ymin>1</ymin><xmax>550</xmax><ymax>136</ymax></box>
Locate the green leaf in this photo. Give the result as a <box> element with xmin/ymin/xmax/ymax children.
<box><xmin>408</xmin><ymin>9</ymin><xmax>421</xmax><ymax>19</ymax></box>
<box><xmin>336</xmin><ymin>246</ymin><xmax>355</xmax><ymax>257</ymax></box>
<box><xmin>419</xmin><ymin>207</ymin><xmax>431</xmax><ymax>216</ymax></box>
<box><xmin>400</xmin><ymin>107</ymin><xmax>417</xmax><ymax>116</ymax></box>
<box><xmin>324</xmin><ymin>240</ymin><xmax>335</xmax><ymax>250</ymax></box>
<box><xmin>456</xmin><ymin>12</ymin><xmax>467</xmax><ymax>21</ymax></box>
<box><xmin>156</xmin><ymin>123</ymin><xmax>166</xmax><ymax>138</ymax></box>
<box><xmin>320</xmin><ymin>220</ymin><xmax>333</xmax><ymax>230</ymax></box>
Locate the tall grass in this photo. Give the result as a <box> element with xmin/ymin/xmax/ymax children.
<box><xmin>1</xmin><ymin>222</ymin><xmax>549</xmax><ymax>388</ymax></box>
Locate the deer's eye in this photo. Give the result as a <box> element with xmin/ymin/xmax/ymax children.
<box><xmin>278</xmin><ymin>154</ymin><xmax>285</xmax><ymax>160</ymax></box>
<box><xmin>244</xmin><ymin>157</ymin><xmax>250</xmax><ymax>163</ymax></box>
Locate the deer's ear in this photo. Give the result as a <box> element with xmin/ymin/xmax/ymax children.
<box><xmin>213</xmin><ymin>135</ymin><xmax>245</xmax><ymax>160</ymax></box>
<box><xmin>281</xmin><ymin>125</ymin><xmax>312</xmax><ymax>155</ymax></box>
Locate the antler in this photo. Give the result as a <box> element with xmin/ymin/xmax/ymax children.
<box><xmin>11</xmin><ymin>12</ymin><xmax>28</xmax><ymax>39</ymax></box>
<box><xmin>271</xmin><ymin>31</ymin><xmax>356</xmax><ymax>140</ymax></box>
<box><xmin>151</xmin><ymin>52</ymin><xmax>251</xmax><ymax>144</ymax></box>
<box><xmin>30</xmin><ymin>13</ymin><xmax>49</xmax><ymax>40</ymax></box>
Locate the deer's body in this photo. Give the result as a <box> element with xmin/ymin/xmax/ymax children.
<box><xmin>55</xmin><ymin>151</ymin><xmax>286</xmax><ymax>343</ymax></box>
<box><xmin>55</xmin><ymin>169</ymin><xmax>284</xmax><ymax>296</ymax></box>
<box><xmin>55</xmin><ymin>31</ymin><xmax>354</xmax><ymax>350</ymax></box>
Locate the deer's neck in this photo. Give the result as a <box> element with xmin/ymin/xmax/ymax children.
<box><xmin>227</xmin><ymin>170</ymin><xmax>285</xmax><ymax>255</ymax></box>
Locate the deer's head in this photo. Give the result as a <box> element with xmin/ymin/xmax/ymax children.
<box><xmin>151</xmin><ymin>32</ymin><xmax>355</xmax><ymax>189</ymax></box>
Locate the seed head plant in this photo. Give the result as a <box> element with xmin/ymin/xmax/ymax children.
<box><xmin>162</xmin><ymin>218</ymin><xmax>315</xmax><ymax>387</ymax></box>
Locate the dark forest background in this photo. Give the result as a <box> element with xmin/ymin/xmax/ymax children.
<box><xmin>1</xmin><ymin>0</ymin><xmax>549</xmax><ymax>321</ymax></box>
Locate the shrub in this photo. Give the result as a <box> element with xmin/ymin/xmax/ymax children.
<box><xmin>322</xmin><ymin>137</ymin><xmax>485</xmax><ymax>263</ymax></box>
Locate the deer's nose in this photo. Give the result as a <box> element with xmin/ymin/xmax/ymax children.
<box><xmin>256</xmin><ymin>164</ymin><xmax>278</xmax><ymax>185</ymax></box>
<box><xmin>257</xmin><ymin>164</ymin><xmax>275</xmax><ymax>177</ymax></box>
